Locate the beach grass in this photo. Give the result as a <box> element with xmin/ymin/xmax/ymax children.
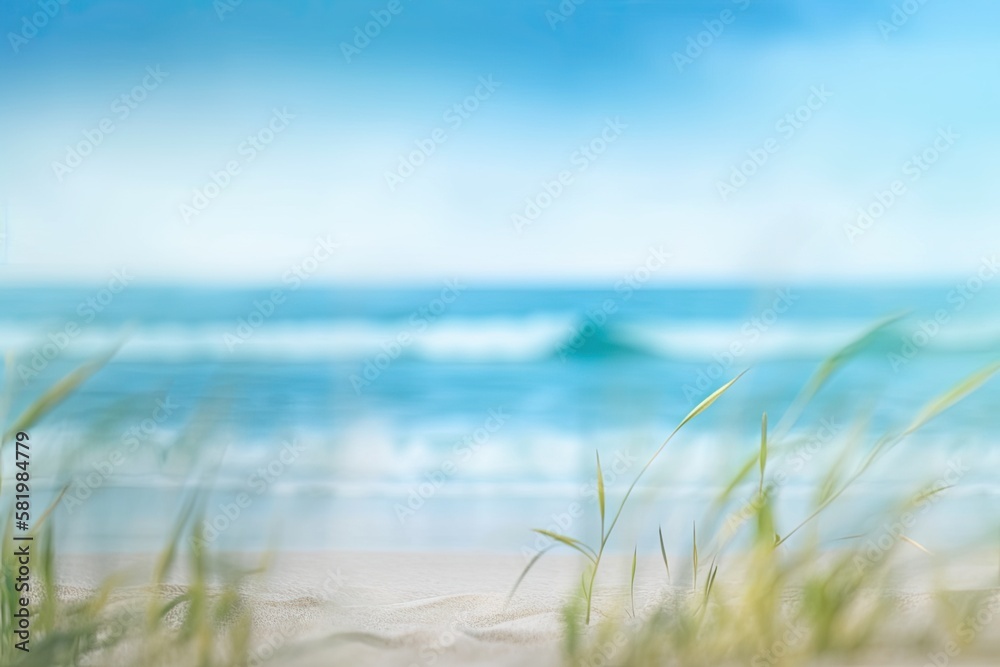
<box><xmin>512</xmin><ymin>322</ymin><xmax>1000</xmax><ymax>666</ymax></box>
<box><xmin>0</xmin><ymin>353</ymin><xmax>258</xmax><ymax>667</ymax></box>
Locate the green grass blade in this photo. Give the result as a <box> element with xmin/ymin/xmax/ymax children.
<box><xmin>30</xmin><ymin>484</ymin><xmax>69</xmax><ymax>535</ymax></box>
<box><xmin>773</xmin><ymin>313</ymin><xmax>905</xmax><ymax>438</ymax></box>
<box><xmin>3</xmin><ymin>344</ymin><xmax>121</xmax><ymax>445</ymax></box>
<box><xmin>679</xmin><ymin>370</ymin><xmax>747</xmax><ymax>431</ymax></box>
<box><xmin>153</xmin><ymin>489</ymin><xmax>202</xmax><ymax>586</ymax></box>
<box><xmin>811</xmin><ymin>312</ymin><xmax>906</xmax><ymax>382</ymax></box>
<box><xmin>658</xmin><ymin>525</ymin><xmax>670</xmax><ymax>584</ymax></box>
<box><xmin>712</xmin><ymin>451</ymin><xmax>759</xmax><ymax>513</ymax></box>
<box><xmin>604</xmin><ymin>372</ymin><xmax>746</xmax><ymax>543</ymax></box>
<box><xmin>781</xmin><ymin>363</ymin><xmax>1000</xmax><ymax>549</ymax></box>
<box><xmin>506</xmin><ymin>545</ymin><xmax>555</xmax><ymax>604</ymax></box>
<box><xmin>776</xmin><ymin>435</ymin><xmax>894</xmax><ymax>548</ymax></box>
<box><xmin>703</xmin><ymin>557</ymin><xmax>719</xmax><ymax>603</ymax></box>
<box><xmin>759</xmin><ymin>412</ymin><xmax>768</xmax><ymax>496</ymax></box>
<box><xmin>904</xmin><ymin>362</ymin><xmax>1000</xmax><ymax>435</ymax></box>
<box><xmin>532</xmin><ymin>529</ymin><xmax>597</xmax><ymax>562</ymax></box>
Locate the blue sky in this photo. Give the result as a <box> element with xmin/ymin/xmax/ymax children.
<box><xmin>1</xmin><ymin>0</ymin><xmax>998</xmax><ymax>284</ymax></box>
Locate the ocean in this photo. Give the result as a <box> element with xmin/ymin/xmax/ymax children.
<box><xmin>2</xmin><ymin>284</ymin><xmax>999</xmax><ymax>554</ymax></box>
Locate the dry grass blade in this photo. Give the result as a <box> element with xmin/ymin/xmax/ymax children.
<box><xmin>596</xmin><ymin>451</ymin><xmax>606</xmax><ymax>539</ymax></box>
<box><xmin>692</xmin><ymin>522</ymin><xmax>698</xmax><ymax>592</ymax></box>
<box><xmin>630</xmin><ymin>546</ymin><xmax>637</xmax><ymax>618</ymax></box>
<box><xmin>913</xmin><ymin>484</ymin><xmax>952</xmax><ymax>505</ymax></box>
<box><xmin>900</xmin><ymin>535</ymin><xmax>933</xmax><ymax>556</ymax></box>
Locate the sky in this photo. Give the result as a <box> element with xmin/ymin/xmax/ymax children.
<box><xmin>1</xmin><ymin>0</ymin><xmax>998</xmax><ymax>286</ymax></box>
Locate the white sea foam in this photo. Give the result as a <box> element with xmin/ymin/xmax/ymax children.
<box><xmin>4</xmin><ymin>316</ymin><xmax>1000</xmax><ymax>363</ymax></box>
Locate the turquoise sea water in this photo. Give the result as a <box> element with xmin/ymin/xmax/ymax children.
<box><xmin>2</xmin><ymin>284</ymin><xmax>999</xmax><ymax>553</ymax></box>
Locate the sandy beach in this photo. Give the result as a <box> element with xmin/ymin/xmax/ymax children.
<box><xmin>46</xmin><ymin>549</ymin><xmax>1000</xmax><ymax>666</ymax></box>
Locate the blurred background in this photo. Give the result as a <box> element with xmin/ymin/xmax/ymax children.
<box><xmin>1</xmin><ymin>0</ymin><xmax>999</xmax><ymax>555</ymax></box>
